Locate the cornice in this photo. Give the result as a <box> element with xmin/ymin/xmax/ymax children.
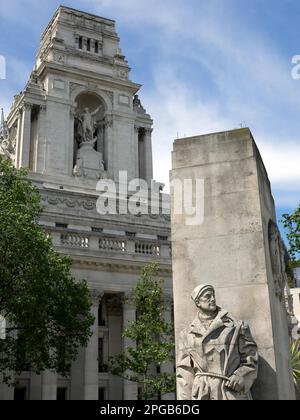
<box><xmin>70</xmin><ymin>256</ymin><xmax>172</xmax><ymax>276</ymax></box>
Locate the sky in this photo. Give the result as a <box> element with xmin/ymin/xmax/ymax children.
<box><xmin>0</xmin><ymin>0</ymin><xmax>300</xmax><ymax>242</ymax></box>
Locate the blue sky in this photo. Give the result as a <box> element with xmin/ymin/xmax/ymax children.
<box><xmin>0</xmin><ymin>0</ymin><xmax>300</xmax><ymax>242</ymax></box>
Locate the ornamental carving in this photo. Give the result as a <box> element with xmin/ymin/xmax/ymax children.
<box><xmin>268</xmin><ymin>221</ymin><xmax>288</xmax><ymax>301</ymax></box>
<box><xmin>0</xmin><ymin>118</ymin><xmax>16</xmax><ymax>163</ymax></box>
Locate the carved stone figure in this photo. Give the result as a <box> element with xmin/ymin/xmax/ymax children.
<box><xmin>77</xmin><ymin>106</ymin><xmax>103</xmax><ymax>142</ymax></box>
<box><xmin>177</xmin><ymin>284</ymin><xmax>258</xmax><ymax>400</ymax></box>
<box><xmin>0</xmin><ymin>110</ymin><xmax>16</xmax><ymax>163</ymax></box>
<box><xmin>73</xmin><ymin>104</ymin><xmax>107</xmax><ymax>179</ymax></box>
<box><xmin>269</xmin><ymin>221</ymin><xmax>287</xmax><ymax>301</ymax></box>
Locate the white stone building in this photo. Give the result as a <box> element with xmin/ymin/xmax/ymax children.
<box><xmin>0</xmin><ymin>6</ymin><xmax>173</xmax><ymax>400</ymax></box>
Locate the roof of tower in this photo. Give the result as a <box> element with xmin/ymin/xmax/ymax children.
<box><xmin>41</xmin><ymin>5</ymin><xmax>116</xmax><ymax>41</ymax></box>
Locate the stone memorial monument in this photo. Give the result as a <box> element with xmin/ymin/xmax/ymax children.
<box><xmin>171</xmin><ymin>128</ymin><xmax>295</xmax><ymax>400</ymax></box>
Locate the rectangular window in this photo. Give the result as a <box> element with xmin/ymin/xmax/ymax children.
<box><xmin>87</xmin><ymin>38</ymin><xmax>91</xmax><ymax>51</ymax></box>
<box><xmin>98</xmin><ymin>338</ymin><xmax>104</xmax><ymax>372</ymax></box>
<box><xmin>98</xmin><ymin>301</ymin><xmax>106</xmax><ymax>327</ymax></box>
<box><xmin>92</xmin><ymin>227</ymin><xmax>103</xmax><ymax>233</ymax></box>
<box><xmin>78</xmin><ymin>36</ymin><xmax>83</xmax><ymax>50</ymax></box>
<box><xmin>98</xmin><ymin>388</ymin><xmax>105</xmax><ymax>401</ymax></box>
<box><xmin>95</xmin><ymin>41</ymin><xmax>99</xmax><ymax>54</ymax></box>
<box><xmin>14</xmin><ymin>387</ymin><xmax>27</xmax><ymax>401</ymax></box>
<box><xmin>57</xmin><ymin>387</ymin><xmax>67</xmax><ymax>401</ymax></box>
<box><xmin>56</xmin><ymin>223</ymin><xmax>68</xmax><ymax>229</ymax></box>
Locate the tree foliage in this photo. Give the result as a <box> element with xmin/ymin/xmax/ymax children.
<box><xmin>109</xmin><ymin>263</ymin><xmax>175</xmax><ymax>400</ymax></box>
<box><xmin>282</xmin><ymin>205</ymin><xmax>300</xmax><ymax>261</ymax></box>
<box><xmin>0</xmin><ymin>157</ymin><xmax>94</xmax><ymax>382</ymax></box>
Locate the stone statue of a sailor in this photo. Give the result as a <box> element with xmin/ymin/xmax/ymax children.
<box><xmin>177</xmin><ymin>284</ymin><xmax>258</xmax><ymax>400</ymax></box>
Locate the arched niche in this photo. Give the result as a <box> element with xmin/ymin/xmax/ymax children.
<box><xmin>73</xmin><ymin>92</ymin><xmax>106</xmax><ymax>170</ymax></box>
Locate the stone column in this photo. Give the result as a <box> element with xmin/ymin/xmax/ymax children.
<box><xmin>19</xmin><ymin>103</ymin><xmax>32</xmax><ymax>168</ymax></box>
<box><xmin>29</xmin><ymin>373</ymin><xmax>42</xmax><ymax>400</ymax></box>
<box><xmin>0</xmin><ymin>376</ymin><xmax>14</xmax><ymax>400</ymax></box>
<box><xmin>123</xmin><ymin>294</ymin><xmax>138</xmax><ymax>400</ymax></box>
<box><xmin>41</xmin><ymin>371</ymin><xmax>57</xmax><ymax>400</ymax></box>
<box><xmin>144</xmin><ymin>128</ymin><xmax>154</xmax><ymax>185</ymax></box>
<box><xmin>107</xmin><ymin>295</ymin><xmax>123</xmax><ymax>400</ymax></box>
<box><xmin>36</xmin><ymin>105</ymin><xmax>47</xmax><ymax>174</ymax></box>
<box><xmin>15</xmin><ymin>109</ymin><xmax>22</xmax><ymax>169</ymax></box>
<box><xmin>134</xmin><ymin>126</ymin><xmax>140</xmax><ymax>180</ymax></box>
<box><xmin>83</xmin><ymin>290</ymin><xmax>103</xmax><ymax>400</ymax></box>
<box><xmin>69</xmin><ymin>105</ymin><xmax>76</xmax><ymax>176</ymax></box>
<box><xmin>161</xmin><ymin>297</ymin><xmax>175</xmax><ymax>400</ymax></box>
<box><xmin>104</xmin><ymin>115</ymin><xmax>114</xmax><ymax>179</ymax></box>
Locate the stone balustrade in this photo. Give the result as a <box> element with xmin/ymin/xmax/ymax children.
<box><xmin>60</xmin><ymin>233</ymin><xmax>90</xmax><ymax>248</ymax></box>
<box><xmin>135</xmin><ymin>242</ymin><xmax>160</xmax><ymax>256</ymax></box>
<box><xmin>99</xmin><ymin>238</ymin><xmax>126</xmax><ymax>253</ymax></box>
<box><xmin>46</xmin><ymin>228</ymin><xmax>171</xmax><ymax>260</ymax></box>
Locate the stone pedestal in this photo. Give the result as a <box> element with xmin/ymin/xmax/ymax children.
<box><xmin>73</xmin><ymin>141</ymin><xmax>106</xmax><ymax>180</ymax></box>
<box><xmin>171</xmin><ymin>128</ymin><xmax>295</xmax><ymax>400</ymax></box>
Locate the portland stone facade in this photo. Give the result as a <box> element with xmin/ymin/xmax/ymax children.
<box><xmin>171</xmin><ymin>129</ymin><xmax>296</xmax><ymax>400</ymax></box>
<box><xmin>0</xmin><ymin>6</ymin><xmax>172</xmax><ymax>400</ymax></box>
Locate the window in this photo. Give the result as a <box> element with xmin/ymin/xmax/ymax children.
<box><xmin>92</xmin><ymin>227</ymin><xmax>103</xmax><ymax>233</ymax></box>
<box><xmin>78</xmin><ymin>36</ymin><xmax>83</xmax><ymax>50</ymax></box>
<box><xmin>98</xmin><ymin>301</ymin><xmax>106</xmax><ymax>327</ymax></box>
<box><xmin>57</xmin><ymin>387</ymin><xmax>67</xmax><ymax>401</ymax></box>
<box><xmin>98</xmin><ymin>388</ymin><xmax>105</xmax><ymax>401</ymax></box>
<box><xmin>98</xmin><ymin>338</ymin><xmax>104</xmax><ymax>372</ymax></box>
<box><xmin>14</xmin><ymin>387</ymin><xmax>27</xmax><ymax>401</ymax></box>
<box><xmin>87</xmin><ymin>38</ymin><xmax>91</xmax><ymax>51</ymax></box>
<box><xmin>95</xmin><ymin>41</ymin><xmax>99</xmax><ymax>54</ymax></box>
<box><xmin>56</xmin><ymin>223</ymin><xmax>68</xmax><ymax>229</ymax></box>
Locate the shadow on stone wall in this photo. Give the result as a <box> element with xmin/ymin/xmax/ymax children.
<box><xmin>251</xmin><ymin>357</ymin><xmax>277</xmax><ymax>400</ymax></box>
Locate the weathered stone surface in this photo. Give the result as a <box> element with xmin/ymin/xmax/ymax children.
<box><xmin>171</xmin><ymin>128</ymin><xmax>295</xmax><ymax>400</ymax></box>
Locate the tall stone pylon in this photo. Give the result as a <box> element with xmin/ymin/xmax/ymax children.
<box><xmin>171</xmin><ymin>128</ymin><xmax>295</xmax><ymax>400</ymax></box>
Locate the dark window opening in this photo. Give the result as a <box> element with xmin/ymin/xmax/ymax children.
<box><xmin>57</xmin><ymin>387</ymin><xmax>67</xmax><ymax>401</ymax></box>
<box><xmin>98</xmin><ymin>338</ymin><xmax>104</xmax><ymax>372</ymax></box>
<box><xmin>78</xmin><ymin>36</ymin><xmax>83</xmax><ymax>49</ymax></box>
<box><xmin>87</xmin><ymin>38</ymin><xmax>91</xmax><ymax>51</ymax></box>
<box><xmin>98</xmin><ymin>301</ymin><xmax>106</xmax><ymax>327</ymax></box>
<box><xmin>14</xmin><ymin>387</ymin><xmax>27</xmax><ymax>401</ymax></box>
<box><xmin>98</xmin><ymin>388</ymin><xmax>105</xmax><ymax>401</ymax></box>
<box><xmin>92</xmin><ymin>227</ymin><xmax>103</xmax><ymax>233</ymax></box>
<box><xmin>95</xmin><ymin>41</ymin><xmax>99</xmax><ymax>54</ymax></box>
<box><xmin>56</xmin><ymin>223</ymin><xmax>68</xmax><ymax>229</ymax></box>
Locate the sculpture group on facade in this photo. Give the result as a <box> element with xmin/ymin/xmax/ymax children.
<box><xmin>73</xmin><ymin>104</ymin><xmax>107</xmax><ymax>179</ymax></box>
<box><xmin>177</xmin><ymin>285</ymin><xmax>258</xmax><ymax>400</ymax></box>
<box><xmin>0</xmin><ymin>109</ymin><xmax>16</xmax><ymax>162</ymax></box>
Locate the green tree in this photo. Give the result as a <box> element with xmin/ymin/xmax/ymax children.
<box><xmin>0</xmin><ymin>157</ymin><xmax>94</xmax><ymax>382</ymax></box>
<box><xmin>282</xmin><ymin>205</ymin><xmax>300</xmax><ymax>261</ymax></box>
<box><xmin>109</xmin><ymin>263</ymin><xmax>176</xmax><ymax>400</ymax></box>
<box><xmin>282</xmin><ymin>205</ymin><xmax>300</xmax><ymax>288</ymax></box>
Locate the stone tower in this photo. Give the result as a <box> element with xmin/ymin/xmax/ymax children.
<box><xmin>6</xmin><ymin>5</ymin><xmax>154</xmax><ymax>186</ymax></box>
